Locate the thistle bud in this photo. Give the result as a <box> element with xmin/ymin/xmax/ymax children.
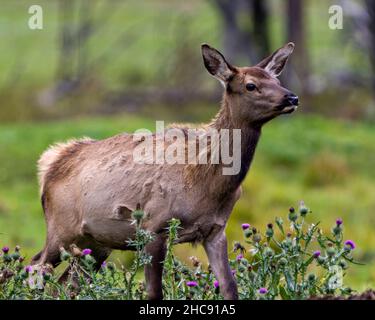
<box><xmin>299</xmin><ymin>201</ymin><xmax>309</xmax><ymax>217</ymax></box>
<box><xmin>317</xmin><ymin>256</ymin><xmax>325</xmax><ymax>265</ymax></box>
<box><xmin>339</xmin><ymin>259</ymin><xmax>348</xmax><ymax>270</ymax></box>
<box><xmin>132</xmin><ymin>204</ymin><xmax>144</xmax><ymax>223</ymax></box>
<box><xmin>332</xmin><ymin>226</ymin><xmax>342</xmax><ymax>236</ymax></box>
<box><xmin>308</xmin><ymin>273</ymin><xmax>316</xmax><ymax>282</ymax></box>
<box><xmin>264</xmin><ymin>247</ymin><xmax>274</xmax><ymax>257</ymax></box>
<box><xmin>252</xmin><ymin>234</ymin><xmax>261</xmax><ymax>243</ymax></box>
<box><xmin>327</xmin><ymin>247</ymin><xmax>336</xmax><ymax>257</ymax></box>
<box><xmin>59</xmin><ymin>248</ymin><xmax>71</xmax><ymax>261</ymax></box>
<box><xmin>244</xmin><ymin>229</ymin><xmax>252</xmax><ymax>238</ymax></box>
<box><xmin>278</xmin><ymin>257</ymin><xmax>288</xmax><ymax>267</ymax></box>
<box><xmin>43</xmin><ymin>272</ymin><xmax>51</xmax><ymax>281</ymax></box>
<box><xmin>288</xmin><ymin>209</ymin><xmax>298</xmax><ymax>222</ymax></box>
<box><xmin>265</xmin><ymin>227</ymin><xmax>274</xmax><ymax>238</ymax></box>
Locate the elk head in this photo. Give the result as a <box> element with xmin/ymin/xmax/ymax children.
<box><xmin>202</xmin><ymin>42</ymin><xmax>299</xmax><ymax>126</ymax></box>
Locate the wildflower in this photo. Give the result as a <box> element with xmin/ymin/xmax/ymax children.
<box><xmin>241</xmin><ymin>223</ymin><xmax>250</xmax><ymax>230</ymax></box>
<box><xmin>336</xmin><ymin>218</ymin><xmax>343</xmax><ymax>226</ymax></box>
<box><xmin>327</xmin><ymin>247</ymin><xmax>336</xmax><ymax>257</ymax></box>
<box><xmin>236</xmin><ymin>254</ymin><xmax>243</xmax><ymax>262</ymax></box>
<box><xmin>264</xmin><ymin>247</ymin><xmax>274</xmax><ymax>257</ymax></box>
<box><xmin>132</xmin><ymin>204</ymin><xmax>144</xmax><ymax>223</ymax></box>
<box><xmin>107</xmin><ymin>262</ymin><xmax>115</xmax><ymax>271</ymax></box>
<box><xmin>101</xmin><ymin>261</ymin><xmax>107</xmax><ymax>268</ymax></box>
<box><xmin>244</xmin><ymin>229</ymin><xmax>252</xmax><ymax>238</ymax></box>
<box><xmin>344</xmin><ymin>240</ymin><xmax>356</xmax><ymax>250</ymax></box>
<box><xmin>288</xmin><ymin>207</ymin><xmax>298</xmax><ymax>222</ymax></box>
<box><xmin>317</xmin><ymin>256</ymin><xmax>325</xmax><ymax>265</ymax></box>
<box><xmin>259</xmin><ymin>287</ymin><xmax>268</xmax><ymax>294</ymax></box>
<box><xmin>233</xmin><ymin>241</ymin><xmax>245</xmax><ymax>253</ymax></box>
<box><xmin>11</xmin><ymin>251</ymin><xmax>20</xmax><ymax>261</ymax></box>
<box><xmin>231</xmin><ymin>269</ymin><xmax>236</xmax><ymax>276</ymax></box>
<box><xmin>2</xmin><ymin>246</ymin><xmax>9</xmax><ymax>254</ymax></box>
<box><xmin>214</xmin><ymin>280</ymin><xmax>219</xmax><ymax>288</ymax></box>
<box><xmin>339</xmin><ymin>259</ymin><xmax>348</xmax><ymax>270</ymax></box>
<box><xmin>186</xmin><ymin>281</ymin><xmax>198</xmax><ymax>287</ymax></box>
<box><xmin>59</xmin><ymin>247</ymin><xmax>71</xmax><ymax>261</ymax></box>
<box><xmin>25</xmin><ymin>265</ymin><xmax>32</xmax><ymax>273</ymax></box>
<box><xmin>43</xmin><ymin>272</ymin><xmax>51</xmax><ymax>281</ymax></box>
<box><xmin>313</xmin><ymin>250</ymin><xmax>321</xmax><ymax>258</ymax></box>
<box><xmin>299</xmin><ymin>200</ymin><xmax>309</xmax><ymax>216</ymax></box>
<box><xmin>81</xmin><ymin>248</ymin><xmax>92</xmax><ymax>256</ymax></box>
<box><xmin>266</xmin><ymin>224</ymin><xmax>274</xmax><ymax>238</ymax></box>
<box><xmin>278</xmin><ymin>257</ymin><xmax>288</xmax><ymax>267</ymax></box>
<box><xmin>282</xmin><ymin>238</ymin><xmax>292</xmax><ymax>249</ymax></box>
<box><xmin>238</xmin><ymin>265</ymin><xmax>246</xmax><ymax>272</ymax></box>
<box><xmin>275</xmin><ymin>217</ymin><xmax>284</xmax><ymax>229</ymax></box>
<box><xmin>308</xmin><ymin>273</ymin><xmax>316</xmax><ymax>282</ymax></box>
<box><xmin>252</xmin><ymin>234</ymin><xmax>261</xmax><ymax>243</ymax></box>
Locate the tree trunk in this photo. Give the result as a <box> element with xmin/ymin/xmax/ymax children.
<box><xmin>285</xmin><ymin>0</ymin><xmax>311</xmax><ymax>106</ymax></box>
<box><xmin>250</xmin><ymin>0</ymin><xmax>270</xmax><ymax>59</ymax></box>
<box><xmin>212</xmin><ymin>0</ymin><xmax>270</xmax><ymax>64</ymax></box>
<box><xmin>365</xmin><ymin>0</ymin><xmax>375</xmax><ymax>94</ymax></box>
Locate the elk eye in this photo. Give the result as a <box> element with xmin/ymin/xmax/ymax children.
<box><xmin>246</xmin><ymin>83</ymin><xmax>256</xmax><ymax>91</ymax></box>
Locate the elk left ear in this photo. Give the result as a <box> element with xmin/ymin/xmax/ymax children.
<box><xmin>257</xmin><ymin>42</ymin><xmax>294</xmax><ymax>77</ymax></box>
<box><xmin>201</xmin><ymin>43</ymin><xmax>236</xmax><ymax>85</ymax></box>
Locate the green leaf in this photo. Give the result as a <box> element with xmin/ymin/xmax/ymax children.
<box><xmin>279</xmin><ymin>285</ymin><xmax>291</xmax><ymax>300</ymax></box>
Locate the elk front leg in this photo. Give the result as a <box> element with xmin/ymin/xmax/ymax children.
<box><xmin>144</xmin><ymin>234</ymin><xmax>166</xmax><ymax>300</ymax></box>
<box><xmin>204</xmin><ymin>228</ymin><xmax>238</xmax><ymax>300</ymax></box>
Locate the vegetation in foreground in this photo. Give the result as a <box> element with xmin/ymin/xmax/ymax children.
<box><xmin>0</xmin><ymin>202</ymin><xmax>364</xmax><ymax>300</ymax></box>
<box><xmin>0</xmin><ymin>113</ymin><xmax>375</xmax><ymax>289</ymax></box>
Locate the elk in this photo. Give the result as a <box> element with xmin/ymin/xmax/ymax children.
<box><xmin>31</xmin><ymin>43</ymin><xmax>299</xmax><ymax>300</ymax></box>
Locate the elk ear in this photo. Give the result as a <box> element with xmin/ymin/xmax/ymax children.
<box><xmin>201</xmin><ymin>44</ymin><xmax>236</xmax><ymax>85</ymax></box>
<box><xmin>257</xmin><ymin>42</ymin><xmax>294</xmax><ymax>77</ymax></box>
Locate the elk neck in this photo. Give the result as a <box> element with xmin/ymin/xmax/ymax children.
<box><xmin>184</xmin><ymin>93</ymin><xmax>261</xmax><ymax>197</ymax></box>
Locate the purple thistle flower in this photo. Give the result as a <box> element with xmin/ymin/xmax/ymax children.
<box><xmin>344</xmin><ymin>240</ymin><xmax>356</xmax><ymax>250</ymax></box>
<box><xmin>214</xmin><ymin>280</ymin><xmax>219</xmax><ymax>288</ymax></box>
<box><xmin>25</xmin><ymin>265</ymin><xmax>32</xmax><ymax>273</ymax></box>
<box><xmin>236</xmin><ymin>254</ymin><xmax>243</xmax><ymax>262</ymax></box>
<box><xmin>186</xmin><ymin>281</ymin><xmax>198</xmax><ymax>287</ymax></box>
<box><xmin>313</xmin><ymin>250</ymin><xmax>321</xmax><ymax>258</ymax></box>
<box><xmin>81</xmin><ymin>248</ymin><xmax>92</xmax><ymax>256</ymax></box>
<box><xmin>101</xmin><ymin>261</ymin><xmax>107</xmax><ymax>268</ymax></box>
<box><xmin>336</xmin><ymin>218</ymin><xmax>343</xmax><ymax>226</ymax></box>
<box><xmin>231</xmin><ymin>269</ymin><xmax>236</xmax><ymax>276</ymax></box>
<box><xmin>241</xmin><ymin>223</ymin><xmax>250</xmax><ymax>230</ymax></box>
<box><xmin>2</xmin><ymin>246</ymin><xmax>9</xmax><ymax>254</ymax></box>
<box><xmin>259</xmin><ymin>287</ymin><xmax>268</xmax><ymax>294</ymax></box>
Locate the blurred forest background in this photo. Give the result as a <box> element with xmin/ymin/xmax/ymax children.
<box><xmin>0</xmin><ymin>0</ymin><xmax>375</xmax><ymax>290</ymax></box>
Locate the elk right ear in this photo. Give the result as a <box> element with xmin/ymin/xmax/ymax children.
<box><xmin>257</xmin><ymin>42</ymin><xmax>295</xmax><ymax>77</ymax></box>
<box><xmin>201</xmin><ymin>44</ymin><xmax>236</xmax><ymax>85</ymax></box>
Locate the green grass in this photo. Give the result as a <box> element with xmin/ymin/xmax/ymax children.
<box><xmin>0</xmin><ymin>112</ymin><xmax>374</xmax><ymax>290</ymax></box>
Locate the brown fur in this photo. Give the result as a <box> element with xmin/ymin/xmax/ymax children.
<box><xmin>32</xmin><ymin>43</ymin><xmax>298</xmax><ymax>300</ymax></box>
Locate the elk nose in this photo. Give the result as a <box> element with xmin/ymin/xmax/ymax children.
<box><xmin>285</xmin><ymin>93</ymin><xmax>299</xmax><ymax>106</ymax></box>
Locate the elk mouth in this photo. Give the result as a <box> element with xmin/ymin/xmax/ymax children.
<box><xmin>275</xmin><ymin>102</ymin><xmax>298</xmax><ymax>114</ymax></box>
<box><xmin>282</xmin><ymin>105</ymin><xmax>298</xmax><ymax>113</ymax></box>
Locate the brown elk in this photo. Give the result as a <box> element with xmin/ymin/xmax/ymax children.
<box><xmin>31</xmin><ymin>43</ymin><xmax>298</xmax><ymax>300</ymax></box>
